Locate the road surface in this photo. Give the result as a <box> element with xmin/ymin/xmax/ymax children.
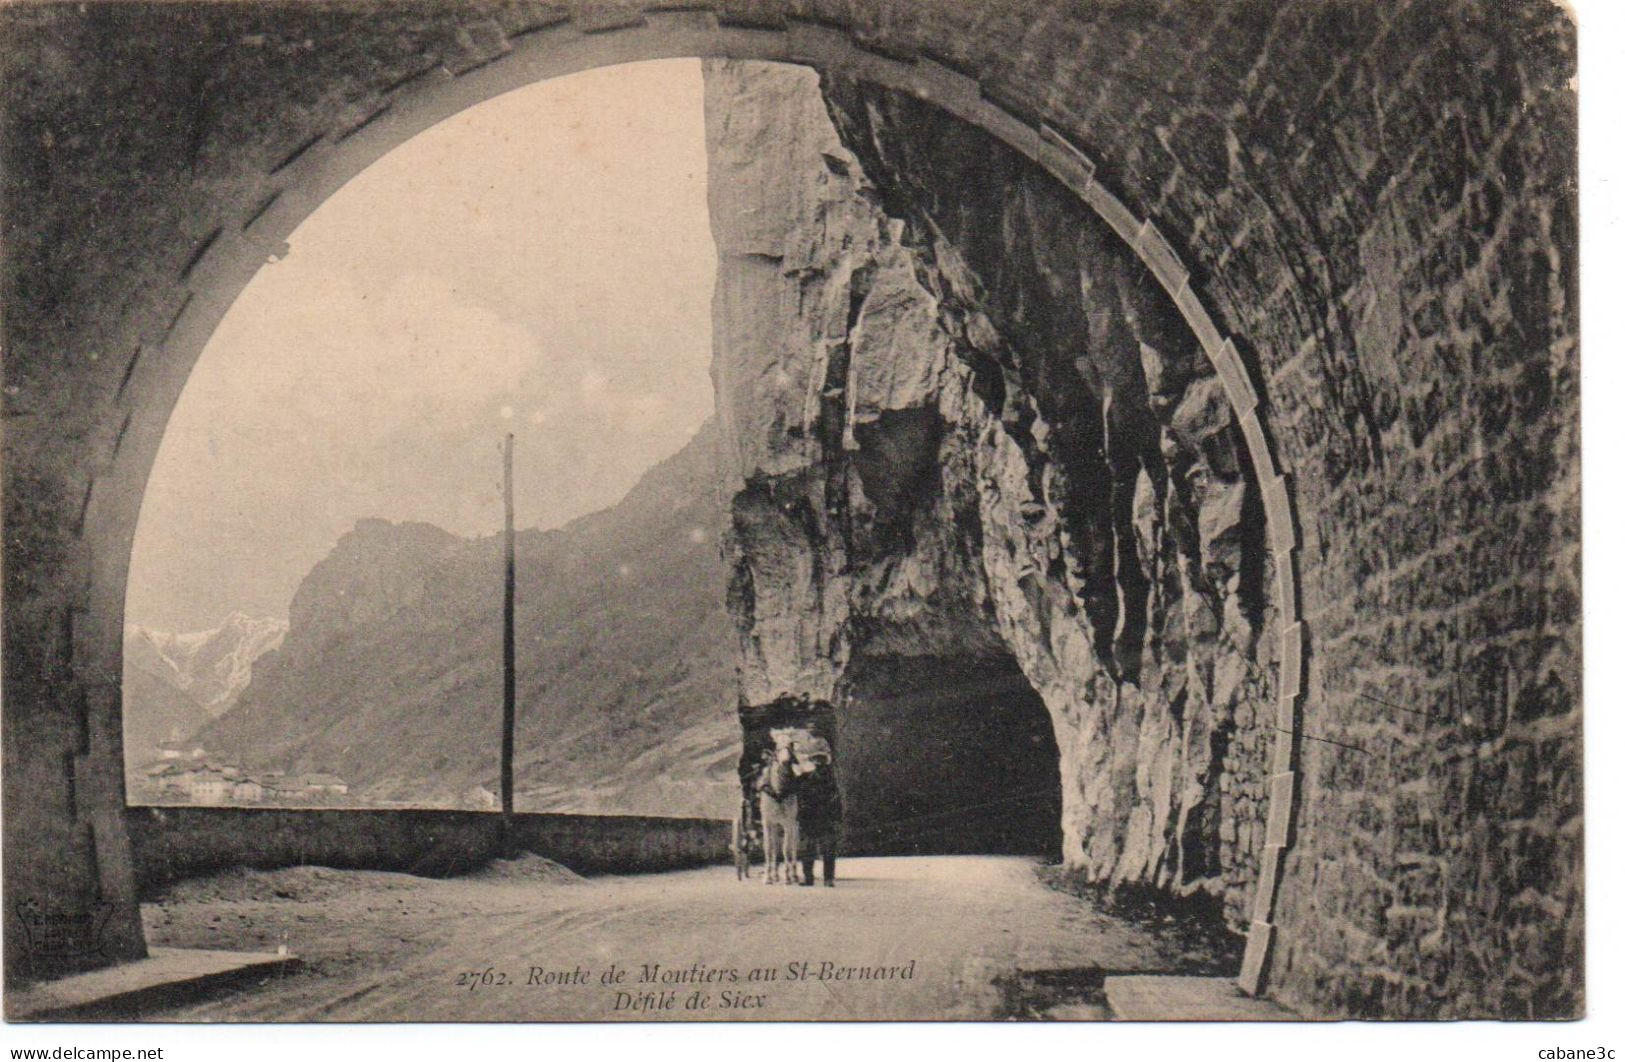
<box><xmin>140</xmin><ymin>855</ymin><xmax>1234</xmax><ymax>1020</ymax></box>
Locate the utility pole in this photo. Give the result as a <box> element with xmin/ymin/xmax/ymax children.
<box><xmin>501</xmin><ymin>433</ymin><xmax>516</xmax><ymax>847</ymax></box>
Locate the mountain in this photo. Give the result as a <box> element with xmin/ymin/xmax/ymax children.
<box><xmin>122</xmin><ymin>613</ymin><xmax>287</xmax><ymax>765</ymax></box>
<box><xmin>192</xmin><ymin>423</ymin><xmax>741</xmax><ymax>817</ymax></box>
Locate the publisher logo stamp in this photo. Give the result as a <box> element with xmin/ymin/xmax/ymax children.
<box><xmin>13</xmin><ymin>898</ymin><xmax>115</xmax><ymax>965</ymax></box>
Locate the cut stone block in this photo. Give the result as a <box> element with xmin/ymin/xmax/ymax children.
<box><xmin>8</xmin><ymin>947</ymin><xmax>300</xmax><ymax>1021</ymax></box>
<box><xmin>1106</xmin><ymin>974</ymin><xmax>1301</xmax><ymax>1020</ymax></box>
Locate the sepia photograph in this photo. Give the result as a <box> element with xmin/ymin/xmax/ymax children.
<box><xmin>0</xmin><ymin>0</ymin><xmax>1592</xmax><ymax>1038</ymax></box>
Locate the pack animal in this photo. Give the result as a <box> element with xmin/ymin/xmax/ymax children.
<box><xmin>757</xmin><ymin>751</ymin><xmax>800</xmax><ymax>885</ymax></box>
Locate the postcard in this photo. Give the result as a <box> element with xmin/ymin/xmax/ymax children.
<box><xmin>0</xmin><ymin>0</ymin><xmax>1581</xmax><ymax>1025</ymax></box>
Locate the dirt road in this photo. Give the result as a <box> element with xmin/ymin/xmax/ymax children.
<box><xmin>140</xmin><ymin>855</ymin><xmax>1234</xmax><ymax>1021</ymax></box>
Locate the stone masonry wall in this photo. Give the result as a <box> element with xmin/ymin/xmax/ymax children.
<box><xmin>125</xmin><ymin>807</ymin><xmax>730</xmax><ymax>890</ymax></box>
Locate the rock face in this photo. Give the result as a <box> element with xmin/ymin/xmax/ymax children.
<box><xmin>705</xmin><ymin>61</ymin><xmax>1274</xmax><ymax>920</ymax></box>
<box><xmin>126</xmin><ymin>613</ymin><xmax>287</xmax><ymax>718</ymax></box>
<box><xmin>122</xmin><ymin>613</ymin><xmax>287</xmax><ymax>769</ymax></box>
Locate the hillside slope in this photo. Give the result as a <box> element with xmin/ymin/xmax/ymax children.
<box><xmin>194</xmin><ymin>424</ymin><xmax>739</xmax><ymax>816</ymax></box>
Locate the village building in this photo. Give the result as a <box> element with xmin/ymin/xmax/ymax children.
<box><xmin>134</xmin><ymin>753</ymin><xmax>347</xmax><ymax>806</ymax></box>
<box><xmin>186</xmin><ymin>770</ymin><xmax>231</xmax><ymax>806</ymax></box>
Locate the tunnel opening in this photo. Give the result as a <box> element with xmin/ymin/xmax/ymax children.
<box><xmin>837</xmin><ymin>654</ymin><xmax>1061</xmax><ymax>858</ymax></box>
<box><xmin>123</xmin><ymin>51</ymin><xmax>1255</xmax><ymax>895</ymax></box>
<box><xmin>3</xmin><ymin>12</ymin><xmax>1319</xmax><ymax>1000</ymax></box>
<box><xmin>119</xmin><ymin>59</ymin><xmax>735</xmax><ymax>818</ymax></box>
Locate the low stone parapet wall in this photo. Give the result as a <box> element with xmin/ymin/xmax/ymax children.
<box><xmin>124</xmin><ymin>806</ymin><xmax>730</xmax><ymax>891</ymax></box>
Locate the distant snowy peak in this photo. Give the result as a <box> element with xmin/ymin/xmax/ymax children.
<box><xmin>125</xmin><ymin>613</ymin><xmax>288</xmax><ymax>718</ymax></box>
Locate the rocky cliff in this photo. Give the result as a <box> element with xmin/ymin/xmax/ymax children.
<box><xmin>122</xmin><ymin>613</ymin><xmax>287</xmax><ymax>768</ymax></box>
<box><xmin>705</xmin><ymin>61</ymin><xmax>1277</xmax><ymax>921</ymax></box>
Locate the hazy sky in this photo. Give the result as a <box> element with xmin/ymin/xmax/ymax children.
<box><xmin>127</xmin><ymin>59</ymin><xmax>716</xmax><ymax>632</ymax></box>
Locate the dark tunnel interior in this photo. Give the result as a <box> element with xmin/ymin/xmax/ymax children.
<box><xmin>837</xmin><ymin>654</ymin><xmax>1061</xmax><ymax>859</ymax></box>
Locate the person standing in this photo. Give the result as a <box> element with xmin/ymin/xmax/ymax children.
<box><xmin>795</xmin><ymin>750</ymin><xmax>842</xmax><ymax>887</ymax></box>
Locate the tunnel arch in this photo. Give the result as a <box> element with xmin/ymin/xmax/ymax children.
<box><xmin>64</xmin><ymin>9</ymin><xmax>1303</xmax><ymax>993</ymax></box>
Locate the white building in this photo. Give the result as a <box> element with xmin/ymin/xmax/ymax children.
<box><xmin>187</xmin><ymin>771</ymin><xmax>231</xmax><ymax>805</ymax></box>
